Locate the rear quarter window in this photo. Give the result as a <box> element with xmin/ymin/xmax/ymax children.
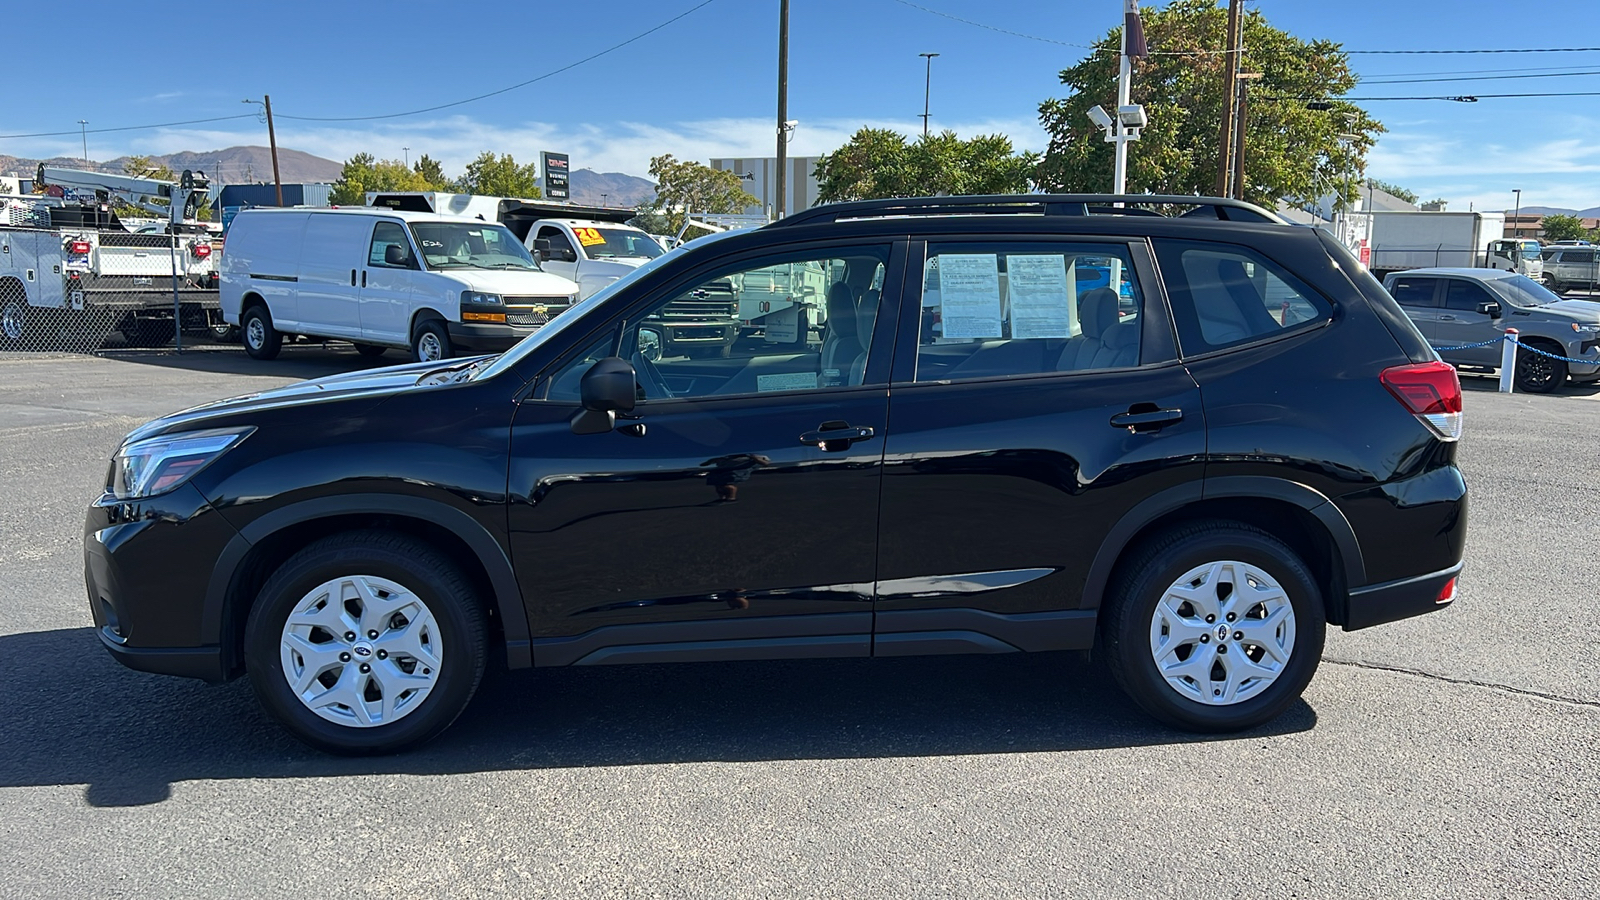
<box><xmin>1154</xmin><ymin>241</ymin><xmax>1334</xmax><ymax>356</ymax></box>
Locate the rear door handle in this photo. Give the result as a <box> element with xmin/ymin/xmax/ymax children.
<box><xmin>1110</xmin><ymin>407</ymin><xmax>1183</xmax><ymax>432</ymax></box>
<box><xmin>800</xmin><ymin>421</ymin><xmax>875</xmax><ymax>451</ymax></box>
<box><xmin>351</xmin><ymin>269</ymin><xmax>357</xmax><ymax>286</ymax></box>
<box><xmin>361</xmin><ymin>270</ymin><xmax>367</xmax><ymax>288</ymax></box>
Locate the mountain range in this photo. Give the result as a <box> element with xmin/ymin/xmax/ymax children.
<box><xmin>1514</xmin><ymin>206</ymin><xmax>1600</xmax><ymax>218</ymax></box>
<box><xmin>1</xmin><ymin>146</ymin><xmax>656</xmax><ymax>207</ymax></box>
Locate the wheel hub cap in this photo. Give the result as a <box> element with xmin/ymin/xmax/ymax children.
<box><xmin>278</xmin><ymin>574</ymin><xmax>442</xmax><ymax>728</ymax></box>
<box><xmin>1148</xmin><ymin>560</ymin><xmax>1296</xmax><ymax>706</ymax></box>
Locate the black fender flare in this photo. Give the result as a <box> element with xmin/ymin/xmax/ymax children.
<box><xmin>1080</xmin><ymin>476</ymin><xmax>1366</xmax><ymax>611</ymax></box>
<box><xmin>203</xmin><ymin>493</ymin><xmax>531</xmax><ymax>672</ymax></box>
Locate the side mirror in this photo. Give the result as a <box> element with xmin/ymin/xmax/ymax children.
<box><xmin>581</xmin><ymin>356</ymin><xmax>636</xmax><ymax>413</ymax></box>
<box><xmin>384</xmin><ymin>244</ymin><xmax>408</xmax><ymax>267</ymax></box>
<box><xmin>557</xmin><ymin>248</ymin><xmax>579</xmax><ymax>263</ymax></box>
<box><xmin>532</xmin><ymin>238</ymin><xmax>550</xmax><ymax>261</ymax></box>
<box><xmin>1478</xmin><ymin>301</ymin><xmax>1502</xmax><ymax>318</ymax></box>
<box><xmin>636</xmin><ymin>327</ymin><xmax>663</xmax><ymax>362</ymax></box>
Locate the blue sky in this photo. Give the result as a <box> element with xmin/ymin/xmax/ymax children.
<box><xmin>4</xmin><ymin>0</ymin><xmax>1597</xmax><ymax>212</ymax></box>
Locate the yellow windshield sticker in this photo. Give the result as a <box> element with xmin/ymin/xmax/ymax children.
<box><xmin>573</xmin><ymin>227</ymin><xmax>605</xmax><ymax>247</ymax></box>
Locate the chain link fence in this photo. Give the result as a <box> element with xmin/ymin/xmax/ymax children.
<box><xmin>1369</xmin><ymin>244</ymin><xmax>1600</xmax><ymax>295</ymax></box>
<box><xmin>0</xmin><ymin>225</ymin><xmax>232</xmax><ymax>354</ymax></box>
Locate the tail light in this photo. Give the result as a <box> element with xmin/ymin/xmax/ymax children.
<box><xmin>1380</xmin><ymin>360</ymin><xmax>1463</xmax><ymax>441</ymax></box>
<box><xmin>191</xmin><ymin>243</ymin><xmax>212</xmax><ymax>258</ymax></box>
<box><xmin>68</xmin><ymin>241</ymin><xmax>92</xmax><ymax>255</ymax></box>
<box><xmin>1437</xmin><ymin>577</ymin><xmax>1457</xmax><ymax>604</ymax></box>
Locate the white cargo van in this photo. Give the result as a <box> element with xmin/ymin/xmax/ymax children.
<box><xmin>219</xmin><ymin>208</ymin><xmax>580</xmax><ymax>362</ymax></box>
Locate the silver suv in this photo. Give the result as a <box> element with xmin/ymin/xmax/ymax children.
<box><xmin>1541</xmin><ymin>246</ymin><xmax>1600</xmax><ymax>294</ymax></box>
<box><xmin>1384</xmin><ymin>267</ymin><xmax>1600</xmax><ymax>393</ymax></box>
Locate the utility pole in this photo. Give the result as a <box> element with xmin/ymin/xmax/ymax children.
<box><xmin>77</xmin><ymin>120</ymin><xmax>89</xmax><ymax>163</ymax></box>
<box><xmin>1232</xmin><ymin>73</ymin><xmax>1261</xmax><ymax>200</ymax></box>
<box><xmin>1512</xmin><ymin>189</ymin><xmax>1522</xmax><ymax>238</ymax></box>
<box><xmin>919</xmin><ymin>52</ymin><xmax>940</xmax><ymax>137</ymax></box>
<box><xmin>775</xmin><ymin>0</ymin><xmax>790</xmax><ymax>220</ymax></box>
<box><xmin>1215</xmin><ymin>0</ymin><xmax>1243</xmax><ymax>197</ymax></box>
<box><xmin>263</xmin><ymin>95</ymin><xmax>284</xmax><ymax>207</ymax></box>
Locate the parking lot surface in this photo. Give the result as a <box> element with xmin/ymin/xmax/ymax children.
<box><xmin>1</xmin><ymin>347</ymin><xmax>1595</xmax><ymax>899</ymax></box>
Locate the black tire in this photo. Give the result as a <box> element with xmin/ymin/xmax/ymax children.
<box><xmin>1514</xmin><ymin>341</ymin><xmax>1567</xmax><ymax>394</ymax></box>
<box><xmin>242</xmin><ymin>304</ymin><xmax>281</xmax><ymax>360</ymax></box>
<box><xmin>121</xmin><ymin>319</ymin><xmax>174</xmax><ymax>348</ymax></box>
<box><xmin>243</xmin><ymin>530</ymin><xmax>488</xmax><ymax>755</ymax></box>
<box><xmin>1100</xmin><ymin>520</ymin><xmax>1326</xmax><ymax>733</ymax></box>
<box><xmin>1</xmin><ymin>294</ymin><xmax>28</xmax><ymax>350</ymax></box>
<box><xmin>353</xmin><ymin>343</ymin><xmax>388</xmax><ymax>359</ymax></box>
<box><xmin>411</xmin><ymin>319</ymin><xmax>452</xmax><ymax>362</ymax></box>
<box><xmin>208</xmin><ymin>321</ymin><xmax>240</xmax><ymax>343</ymax></box>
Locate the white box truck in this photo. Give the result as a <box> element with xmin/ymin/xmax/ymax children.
<box><xmin>1366</xmin><ymin>211</ymin><xmax>1542</xmax><ymax>281</ymax></box>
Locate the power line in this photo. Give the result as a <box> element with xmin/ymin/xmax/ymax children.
<box><xmin>1347</xmin><ymin>47</ymin><xmax>1600</xmax><ymax>55</ymax></box>
<box><xmin>277</xmin><ymin>0</ymin><xmax>720</xmax><ymax>123</ymax></box>
<box><xmin>0</xmin><ymin>113</ymin><xmax>258</xmax><ymax>141</ymax></box>
<box><xmin>1361</xmin><ymin>70</ymin><xmax>1600</xmax><ymax>85</ymax></box>
<box><xmin>1341</xmin><ymin>91</ymin><xmax>1600</xmax><ymax>101</ymax></box>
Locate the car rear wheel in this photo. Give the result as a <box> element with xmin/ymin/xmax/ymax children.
<box><xmin>1</xmin><ymin>295</ymin><xmax>27</xmax><ymax>349</ymax></box>
<box><xmin>242</xmin><ymin>305</ymin><xmax>281</xmax><ymax>360</ymax></box>
<box><xmin>243</xmin><ymin>530</ymin><xmax>487</xmax><ymax>755</ymax></box>
<box><xmin>1514</xmin><ymin>341</ymin><xmax>1567</xmax><ymax>394</ymax></box>
<box><xmin>1101</xmin><ymin>521</ymin><xmax>1325</xmax><ymax>733</ymax></box>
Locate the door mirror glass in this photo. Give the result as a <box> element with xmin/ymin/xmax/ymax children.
<box><xmin>580</xmin><ymin>356</ymin><xmax>637</xmax><ymax>413</ymax></box>
<box><xmin>637</xmin><ymin>326</ymin><xmax>663</xmax><ymax>362</ymax></box>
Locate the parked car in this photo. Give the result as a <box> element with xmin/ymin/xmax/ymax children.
<box><xmin>1383</xmin><ymin>267</ymin><xmax>1600</xmax><ymax>393</ymax></box>
<box><xmin>219</xmin><ymin>208</ymin><xmax>581</xmax><ymax>362</ymax></box>
<box><xmin>1540</xmin><ymin>246</ymin><xmax>1600</xmax><ymax>294</ymax></box>
<box><xmin>87</xmin><ymin>194</ymin><xmax>1467</xmax><ymax>754</ymax></box>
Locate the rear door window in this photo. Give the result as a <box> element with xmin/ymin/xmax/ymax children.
<box><xmin>1155</xmin><ymin>242</ymin><xmax>1333</xmax><ymax>355</ymax></box>
<box><xmin>1390</xmin><ymin>277</ymin><xmax>1440</xmax><ymax>308</ymax></box>
<box><xmin>908</xmin><ymin>243</ymin><xmax>1146</xmax><ymax>382</ymax></box>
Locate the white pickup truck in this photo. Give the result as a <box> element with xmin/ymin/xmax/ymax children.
<box><xmin>521</xmin><ymin>218</ymin><xmax>666</xmax><ymax>300</ymax></box>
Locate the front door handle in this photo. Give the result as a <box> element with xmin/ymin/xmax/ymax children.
<box><xmin>1110</xmin><ymin>407</ymin><xmax>1183</xmax><ymax>433</ymax></box>
<box><xmin>800</xmin><ymin>421</ymin><xmax>875</xmax><ymax>451</ymax></box>
<box><xmin>361</xmin><ymin>270</ymin><xmax>368</xmax><ymax>288</ymax></box>
<box><xmin>351</xmin><ymin>269</ymin><xmax>357</xmax><ymax>286</ymax></box>
<box><xmin>1438</xmin><ymin>314</ymin><xmax>1456</xmax><ymax>321</ymax></box>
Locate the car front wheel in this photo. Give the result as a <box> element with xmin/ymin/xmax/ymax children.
<box><xmin>1101</xmin><ymin>521</ymin><xmax>1325</xmax><ymax>733</ymax></box>
<box><xmin>243</xmin><ymin>530</ymin><xmax>487</xmax><ymax>754</ymax></box>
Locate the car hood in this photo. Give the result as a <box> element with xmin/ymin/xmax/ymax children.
<box><xmin>121</xmin><ymin>358</ymin><xmax>486</xmax><ymax>444</ymax></box>
<box><xmin>432</xmin><ymin>268</ymin><xmax>579</xmax><ymax>296</ymax></box>
<box><xmin>1542</xmin><ymin>299</ymin><xmax>1600</xmax><ymax>321</ymax></box>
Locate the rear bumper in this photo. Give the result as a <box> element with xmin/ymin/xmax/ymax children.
<box><xmin>1343</xmin><ymin>562</ymin><xmax>1462</xmax><ymax>631</ymax></box>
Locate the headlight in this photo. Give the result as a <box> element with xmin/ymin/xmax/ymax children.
<box><xmin>110</xmin><ymin>427</ymin><xmax>253</xmax><ymax>500</ymax></box>
<box><xmin>1571</xmin><ymin>322</ymin><xmax>1600</xmax><ymax>333</ymax></box>
<box><xmin>461</xmin><ymin>291</ymin><xmax>503</xmax><ymax>307</ymax></box>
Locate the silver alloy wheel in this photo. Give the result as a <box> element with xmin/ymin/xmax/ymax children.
<box><xmin>416</xmin><ymin>330</ymin><xmax>443</xmax><ymax>361</ymax></box>
<box><xmin>279</xmin><ymin>574</ymin><xmax>443</xmax><ymax>728</ymax></box>
<box><xmin>1148</xmin><ymin>560</ymin><xmax>1296</xmax><ymax>706</ymax></box>
<box><xmin>245</xmin><ymin>316</ymin><xmax>265</xmax><ymax>350</ymax></box>
<box><xmin>2</xmin><ymin>302</ymin><xmax>22</xmax><ymax>340</ymax></box>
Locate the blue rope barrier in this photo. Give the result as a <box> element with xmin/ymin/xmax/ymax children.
<box><xmin>1432</xmin><ymin>334</ymin><xmax>1599</xmax><ymax>366</ymax></box>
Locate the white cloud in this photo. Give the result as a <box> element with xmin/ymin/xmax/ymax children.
<box><xmin>5</xmin><ymin>114</ymin><xmax>1048</xmax><ymax>182</ymax></box>
<box><xmin>1365</xmin><ymin>114</ymin><xmax>1600</xmax><ymax>212</ymax></box>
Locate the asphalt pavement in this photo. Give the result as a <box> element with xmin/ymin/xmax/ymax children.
<box><xmin>0</xmin><ymin>347</ymin><xmax>1595</xmax><ymax>899</ymax></box>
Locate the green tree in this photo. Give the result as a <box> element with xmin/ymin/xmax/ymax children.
<box><xmin>330</xmin><ymin>153</ymin><xmax>433</xmax><ymax>205</ymax></box>
<box><xmin>1367</xmin><ymin>179</ymin><xmax>1418</xmax><ymax>205</ymax></box>
<box><xmin>412</xmin><ymin>154</ymin><xmax>450</xmax><ymax>190</ymax></box>
<box><xmin>813</xmin><ymin>128</ymin><xmax>1037</xmax><ymax>202</ymax></box>
<box><xmin>645</xmin><ymin>155</ymin><xmax>759</xmax><ymax>235</ymax></box>
<box><xmin>459</xmin><ymin>152</ymin><xmax>541</xmax><ymax>198</ymax></box>
<box><xmin>1036</xmin><ymin>0</ymin><xmax>1382</xmax><ymax>208</ymax></box>
<box><xmin>1540</xmin><ymin>214</ymin><xmax>1590</xmax><ymax>244</ymax></box>
<box><xmin>123</xmin><ymin>155</ymin><xmax>175</xmax><ymax>182</ymax></box>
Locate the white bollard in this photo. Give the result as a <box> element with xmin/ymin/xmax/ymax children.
<box><xmin>1499</xmin><ymin>328</ymin><xmax>1518</xmax><ymax>393</ymax></box>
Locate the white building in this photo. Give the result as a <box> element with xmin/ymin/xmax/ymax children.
<box><xmin>711</xmin><ymin>157</ymin><xmax>822</xmax><ymax>219</ymax></box>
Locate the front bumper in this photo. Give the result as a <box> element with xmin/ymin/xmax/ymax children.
<box><xmin>447</xmin><ymin>321</ymin><xmax>535</xmax><ymax>352</ymax></box>
<box><xmin>1344</xmin><ymin>562</ymin><xmax>1462</xmax><ymax>630</ymax></box>
<box><xmin>84</xmin><ymin>482</ymin><xmax>240</xmax><ymax>681</ymax></box>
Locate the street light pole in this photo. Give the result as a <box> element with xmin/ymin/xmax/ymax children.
<box><xmin>775</xmin><ymin>0</ymin><xmax>790</xmax><ymax>219</ymax></box>
<box><xmin>77</xmin><ymin>120</ymin><xmax>89</xmax><ymax>163</ymax></box>
<box><xmin>919</xmin><ymin>52</ymin><xmax>940</xmax><ymax>137</ymax></box>
<box><xmin>1512</xmin><ymin>188</ymin><xmax>1522</xmax><ymax>238</ymax></box>
<box><xmin>403</xmin><ymin>147</ymin><xmax>410</xmax><ymax>167</ymax></box>
<box><xmin>1114</xmin><ymin>21</ymin><xmax>1132</xmax><ymax>195</ymax></box>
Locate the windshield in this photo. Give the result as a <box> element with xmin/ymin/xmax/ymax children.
<box><xmin>574</xmin><ymin>227</ymin><xmax>664</xmax><ymax>260</ymax></box>
<box><xmin>1497</xmin><ymin>273</ymin><xmax>1563</xmax><ymax>307</ymax></box>
<box><xmin>410</xmin><ymin>222</ymin><xmax>540</xmax><ymax>271</ymax></box>
<box><xmin>1520</xmin><ymin>240</ymin><xmax>1542</xmax><ymax>258</ymax></box>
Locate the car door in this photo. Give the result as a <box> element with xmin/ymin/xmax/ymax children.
<box><xmin>1435</xmin><ymin>277</ymin><xmax>1502</xmax><ymax>365</ymax></box>
<box><xmin>872</xmin><ymin>238</ymin><xmax>1205</xmax><ymax>654</ymax></box>
<box><xmin>294</xmin><ymin>213</ymin><xmax>368</xmax><ymax>339</ymax></box>
<box><xmin>505</xmin><ymin>239</ymin><xmax>908</xmax><ymax>666</ymax></box>
<box><xmin>535</xmin><ymin>226</ymin><xmax>580</xmax><ymax>284</ymax></box>
<box><xmin>1387</xmin><ymin>275</ymin><xmax>1442</xmax><ymax>344</ymax></box>
<box><xmin>360</xmin><ymin>220</ymin><xmax>417</xmax><ymax>344</ymax></box>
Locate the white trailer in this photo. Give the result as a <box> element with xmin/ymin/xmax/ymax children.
<box><xmin>1366</xmin><ymin>211</ymin><xmax>1540</xmax><ymax>280</ymax></box>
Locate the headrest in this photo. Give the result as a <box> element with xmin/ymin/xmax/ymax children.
<box><xmin>827</xmin><ymin>282</ymin><xmax>858</xmax><ymax>340</ymax></box>
<box><xmin>1079</xmin><ymin>288</ymin><xmax>1120</xmax><ymax>339</ymax></box>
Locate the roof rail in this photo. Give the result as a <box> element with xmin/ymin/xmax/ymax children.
<box><xmin>770</xmin><ymin>194</ymin><xmax>1287</xmax><ymax>229</ymax></box>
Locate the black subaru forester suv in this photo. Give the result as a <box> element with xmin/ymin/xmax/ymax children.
<box><xmin>86</xmin><ymin>196</ymin><xmax>1467</xmax><ymax>754</ymax></box>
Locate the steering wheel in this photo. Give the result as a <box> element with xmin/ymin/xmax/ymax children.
<box><xmin>631</xmin><ymin>348</ymin><xmax>672</xmax><ymax>400</ymax></box>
